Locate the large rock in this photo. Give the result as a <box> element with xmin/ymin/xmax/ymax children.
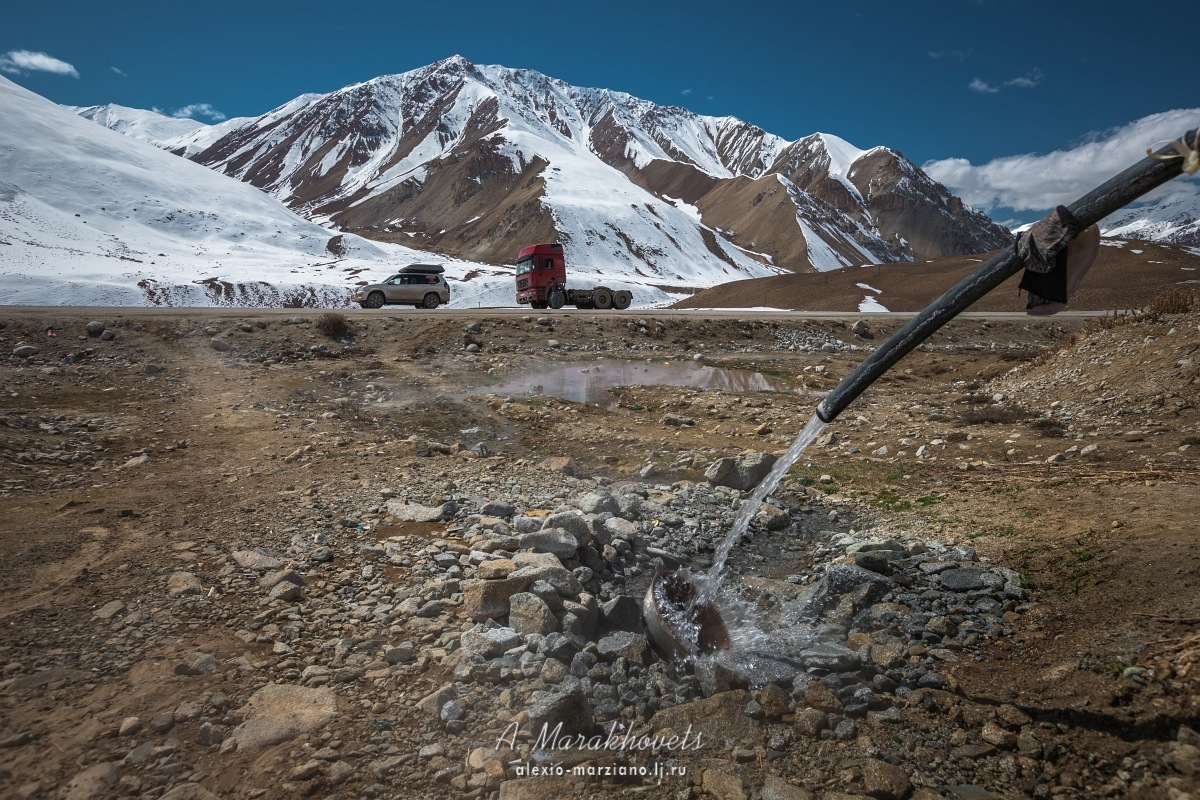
<box><xmin>939</xmin><ymin>568</ymin><xmax>985</xmax><ymax>591</ymax></box>
<box><xmin>231</xmin><ymin>550</ymin><xmax>284</xmax><ymax>572</ymax></box>
<box><xmin>798</xmin><ymin>642</ymin><xmax>860</xmax><ymax>672</ymax></box>
<box><xmin>599</xmin><ymin>596</ymin><xmax>643</xmax><ymax>632</ymax></box>
<box><xmin>63</xmin><ymin>762</ymin><xmax>119</xmax><ymax>800</ymax></box>
<box><xmin>540</xmin><ymin>512</ymin><xmax>592</xmax><ymax>543</ymax></box>
<box><xmin>167</xmin><ymin>572</ymin><xmax>202</xmax><ymax>597</ymax></box>
<box><xmin>705</xmin><ymin>452</ymin><xmax>778</xmax><ymax>491</ymax></box>
<box><xmin>385</xmin><ymin>500</ymin><xmax>447</xmax><ymax>522</ymax></box>
<box><xmin>12</xmin><ymin>345</ymin><xmax>39</xmax><ymax>358</ymax></box>
<box><xmin>460</xmin><ymin>627</ymin><xmax>523</xmax><ymax>658</ymax></box>
<box><xmin>507</xmin><ymin>593</ymin><xmax>557</xmax><ymax>636</ymax></box>
<box><xmin>463</xmin><ymin>575</ymin><xmax>534</xmax><ymax>621</ymax></box>
<box><xmin>596</xmin><ymin>632</ymin><xmax>649</xmax><ymax>667</ymax></box>
<box><xmin>578</xmin><ymin>492</ymin><xmax>620</xmax><ymax>515</ymax></box>
<box><xmin>508</xmin><ymin>565</ymin><xmax>581</xmax><ymax>596</ymax></box>
<box><xmin>517</xmin><ymin>529</ymin><xmax>579</xmax><ymax>559</ymax></box>
<box><xmin>225</xmin><ymin>684</ymin><xmax>337</xmax><ymax>751</ymax></box>
<box><xmin>648</xmin><ymin>690</ymin><xmax>761</xmax><ymax>746</ymax></box>
<box><xmin>805</xmin><ymin>563</ymin><xmax>893</xmax><ymax>615</ymax></box>
<box><xmin>527</xmin><ymin>686</ymin><xmax>593</xmax><ymax>739</ymax></box>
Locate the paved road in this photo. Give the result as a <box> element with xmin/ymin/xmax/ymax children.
<box><xmin>0</xmin><ymin>306</ymin><xmax>1106</xmax><ymax>321</ymax></box>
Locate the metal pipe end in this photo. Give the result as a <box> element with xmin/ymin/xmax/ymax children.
<box><xmin>816</xmin><ymin>402</ymin><xmax>836</xmax><ymax>424</ymax></box>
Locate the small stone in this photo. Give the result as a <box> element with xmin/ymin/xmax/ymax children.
<box><xmin>100</xmin><ymin>330</ymin><xmax>115</xmax><ymax>341</ymax></box>
<box><xmin>148</xmin><ymin>712</ymin><xmax>176</xmax><ymax>733</ymax></box>
<box><xmin>268</xmin><ymin>581</ymin><xmax>301</xmax><ymax>602</ymax></box>
<box><xmin>833</xmin><ymin>717</ymin><xmax>856</xmax><ymax>740</ymax></box>
<box><xmin>167</xmin><ymin>571</ymin><xmax>202</xmax><ymax>597</ymax></box>
<box><xmin>794</xmin><ymin>708</ymin><xmax>828</xmax><ymax>737</ymax></box>
<box><xmin>596</xmin><ymin>631</ymin><xmax>650</xmax><ymax>667</ymax></box>
<box><xmin>862</xmin><ymin>758</ymin><xmax>911</xmax><ymax>800</ymax></box>
<box><xmin>93</xmin><ymin>600</ymin><xmax>125</xmax><ymax>620</ymax></box>
<box><xmin>939</xmin><ymin>568</ymin><xmax>984</xmax><ymax>591</ymax></box>
<box><xmin>326</xmin><ymin>760</ymin><xmax>355</xmax><ymax>785</ymax></box>
<box><xmin>12</xmin><ymin>345</ymin><xmax>39</xmax><ymax>358</ymax></box>
<box><xmin>798</xmin><ymin>642</ymin><xmax>859</xmax><ymax>672</ymax></box>
<box><xmin>702</xmin><ymin>769</ymin><xmax>746</xmax><ymax>800</ymax></box>
<box><xmin>210</xmin><ymin>338</ymin><xmax>231</xmax><ymax>352</ymax></box>
<box><xmin>118</xmin><ymin>717</ymin><xmax>141</xmax><ymax>737</ymax></box>
<box><xmin>290</xmin><ymin>760</ymin><xmax>323</xmax><ymax>781</ymax></box>
<box><xmin>758</xmin><ymin>683</ymin><xmax>791</xmax><ymax>718</ymax></box>
<box><xmin>174</xmin><ymin>652</ymin><xmax>219</xmax><ymax>676</ymax></box>
<box><xmin>231</xmin><ymin>550</ymin><xmax>284</xmax><ymax>572</ymax></box>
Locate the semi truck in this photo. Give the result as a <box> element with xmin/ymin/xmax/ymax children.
<box><xmin>514</xmin><ymin>243</ymin><xmax>632</xmax><ymax>310</ymax></box>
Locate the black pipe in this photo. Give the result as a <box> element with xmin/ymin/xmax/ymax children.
<box><xmin>816</xmin><ymin>128</ymin><xmax>1198</xmax><ymax>424</ymax></box>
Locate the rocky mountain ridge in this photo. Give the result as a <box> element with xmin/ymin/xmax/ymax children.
<box><xmin>78</xmin><ymin>56</ymin><xmax>1013</xmax><ymax>277</ymax></box>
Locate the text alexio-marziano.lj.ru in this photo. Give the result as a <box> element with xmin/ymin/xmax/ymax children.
<box><xmin>496</xmin><ymin>720</ymin><xmax>703</xmax><ymax>777</ymax></box>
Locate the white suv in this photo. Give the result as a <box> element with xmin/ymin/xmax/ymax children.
<box><xmin>352</xmin><ymin>264</ymin><xmax>450</xmax><ymax>309</ymax></box>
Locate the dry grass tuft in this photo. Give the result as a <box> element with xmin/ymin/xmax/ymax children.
<box><xmin>962</xmin><ymin>405</ymin><xmax>1033</xmax><ymax>425</ymax></box>
<box><xmin>316</xmin><ymin>313</ymin><xmax>352</xmax><ymax>339</ymax></box>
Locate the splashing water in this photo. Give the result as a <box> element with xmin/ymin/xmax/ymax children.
<box><xmin>696</xmin><ymin>412</ymin><xmax>827</xmax><ymax>604</ymax></box>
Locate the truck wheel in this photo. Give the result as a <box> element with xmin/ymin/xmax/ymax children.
<box><xmin>530</xmin><ymin>301</ymin><xmax>547</xmax><ymax>309</ymax></box>
<box><xmin>421</xmin><ymin>293</ymin><xmax>440</xmax><ymax>309</ymax></box>
<box><xmin>613</xmin><ymin>290</ymin><xmax>632</xmax><ymax>310</ymax></box>
<box><xmin>363</xmin><ymin>292</ymin><xmax>385</xmax><ymax>309</ymax></box>
<box><xmin>593</xmin><ymin>288</ymin><xmax>613</xmax><ymax>309</ymax></box>
<box><xmin>548</xmin><ymin>290</ymin><xmax>565</xmax><ymax>310</ymax></box>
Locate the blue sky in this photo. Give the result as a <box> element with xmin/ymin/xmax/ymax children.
<box><xmin>3</xmin><ymin>0</ymin><xmax>1196</xmax><ymax>224</ymax></box>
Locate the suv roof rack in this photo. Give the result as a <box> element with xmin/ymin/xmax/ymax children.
<box><xmin>400</xmin><ymin>263</ymin><xmax>445</xmax><ymax>274</ymax></box>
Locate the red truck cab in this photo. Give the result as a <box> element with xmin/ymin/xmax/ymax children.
<box><xmin>514</xmin><ymin>243</ymin><xmax>566</xmax><ymax>309</ymax></box>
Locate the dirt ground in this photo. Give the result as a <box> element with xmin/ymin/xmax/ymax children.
<box><xmin>1</xmin><ymin>302</ymin><xmax>1197</xmax><ymax>800</ymax></box>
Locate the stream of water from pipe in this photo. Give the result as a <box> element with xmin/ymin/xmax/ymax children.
<box><xmin>695</xmin><ymin>412</ymin><xmax>828</xmax><ymax>604</ymax></box>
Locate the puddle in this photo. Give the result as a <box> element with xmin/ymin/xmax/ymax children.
<box><xmin>484</xmin><ymin>360</ymin><xmax>803</xmax><ymax>406</ymax></box>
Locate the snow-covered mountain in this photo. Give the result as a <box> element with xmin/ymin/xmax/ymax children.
<box><xmin>1102</xmin><ymin>194</ymin><xmax>1200</xmax><ymax>248</ymax></box>
<box><xmin>0</xmin><ymin>76</ymin><xmax>541</xmax><ymax>307</ymax></box>
<box><xmin>69</xmin><ymin>104</ymin><xmax>249</xmax><ymax>158</ymax></box>
<box><xmin>81</xmin><ymin>56</ymin><xmax>1011</xmax><ymax>275</ymax></box>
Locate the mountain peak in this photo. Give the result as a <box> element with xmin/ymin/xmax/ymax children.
<box><xmin>72</xmin><ymin>59</ymin><xmax>1012</xmax><ymax>276</ymax></box>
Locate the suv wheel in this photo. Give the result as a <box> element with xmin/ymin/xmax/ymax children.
<box><xmin>362</xmin><ymin>292</ymin><xmax>385</xmax><ymax>309</ymax></box>
<box><xmin>421</xmin><ymin>293</ymin><xmax>441</xmax><ymax>309</ymax></box>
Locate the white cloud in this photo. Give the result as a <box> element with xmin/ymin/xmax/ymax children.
<box><xmin>968</xmin><ymin>78</ymin><xmax>998</xmax><ymax>93</ymax></box>
<box><xmin>1004</xmin><ymin>69</ymin><xmax>1043</xmax><ymax>88</ymax></box>
<box><xmin>171</xmin><ymin>103</ymin><xmax>226</xmax><ymax>122</ymax></box>
<box><xmin>0</xmin><ymin>50</ymin><xmax>79</xmax><ymax>78</ymax></box>
<box><xmin>111</xmin><ymin>66</ymin><xmax>128</xmax><ymax>77</ymax></box>
<box><xmin>681</xmin><ymin>88</ymin><xmax>693</xmax><ymax>96</ymax></box>
<box><xmin>924</xmin><ymin>108</ymin><xmax>1200</xmax><ymax>212</ymax></box>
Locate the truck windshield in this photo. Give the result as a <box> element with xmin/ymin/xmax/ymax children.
<box><xmin>515</xmin><ymin>257</ymin><xmax>533</xmax><ymax>276</ymax></box>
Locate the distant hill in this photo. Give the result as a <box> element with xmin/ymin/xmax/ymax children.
<box><xmin>673</xmin><ymin>238</ymin><xmax>1200</xmax><ymax>312</ymax></box>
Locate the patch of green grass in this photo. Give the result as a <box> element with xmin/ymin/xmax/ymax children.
<box><xmin>873</xmin><ymin>490</ymin><xmax>912</xmax><ymax>511</ymax></box>
<box><xmin>1019</xmin><ymin>573</ymin><xmax>1035</xmax><ymax>590</ymax></box>
<box><xmin>990</xmin><ymin>481</ymin><xmax>1023</xmax><ymax>495</ymax></box>
<box><xmin>915</xmin><ymin>495</ymin><xmax>941</xmax><ymax>507</ymax></box>
<box><xmin>1070</xmin><ymin>547</ymin><xmax>1103</xmax><ymax>564</ymax></box>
